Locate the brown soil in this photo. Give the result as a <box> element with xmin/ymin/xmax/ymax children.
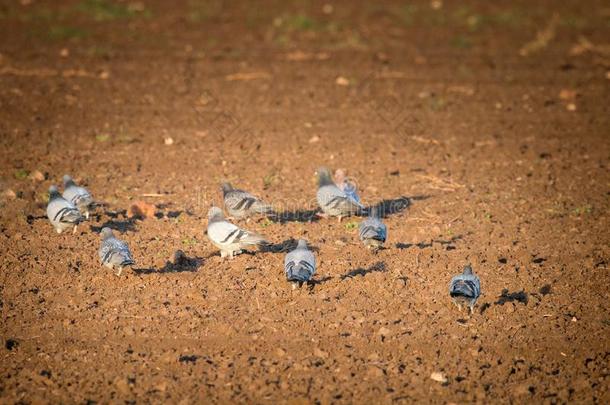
<box><xmin>1</xmin><ymin>0</ymin><xmax>609</xmax><ymax>403</ymax></box>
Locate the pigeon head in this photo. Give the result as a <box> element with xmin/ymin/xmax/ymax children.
<box><xmin>463</xmin><ymin>265</ymin><xmax>473</xmax><ymax>275</ymax></box>
<box><xmin>208</xmin><ymin>206</ymin><xmax>225</xmax><ymax>221</ymax></box>
<box><xmin>334</xmin><ymin>168</ymin><xmax>346</xmax><ymax>184</ymax></box>
<box><xmin>296</xmin><ymin>239</ymin><xmax>308</xmax><ymax>249</ymax></box>
<box><xmin>62</xmin><ymin>175</ymin><xmax>75</xmax><ymax>187</ymax></box>
<box><xmin>316</xmin><ymin>167</ymin><xmax>334</xmax><ymax>187</ymax></box>
<box><xmin>100</xmin><ymin>227</ymin><xmax>114</xmax><ymax>240</ymax></box>
<box><xmin>48</xmin><ymin>185</ymin><xmax>61</xmax><ymax>199</ymax></box>
<box><xmin>220</xmin><ymin>182</ymin><xmax>233</xmax><ymax>195</ymax></box>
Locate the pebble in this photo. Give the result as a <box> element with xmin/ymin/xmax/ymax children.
<box><xmin>430</xmin><ymin>371</ymin><xmax>448</xmax><ymax>383</ymax></box>
<box><xmin>378</xmin><ymin>326</ymin><xmax>391</xmax><ymax>336</ymax></box>
<box><xmin>29</xmin><ymin>170</ymin><xmax>44</xmax><ymax>181</ymax></box>
<box><xmin>335</xmin><ymin>76</ymin><xmax>349</xmax><ymax>86</ymax></box>
<box><xmin>3</xmin><ymin>189</ymin><xmax>17</xmax><ymax>200</ymax></box>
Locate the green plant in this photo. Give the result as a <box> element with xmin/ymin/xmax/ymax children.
<box><xmin>14</xmin><ymin>169</ymin><xmax>29</xmax><ymax>180</ymax></box>
<box><xmin>345</xmin><ymin>221</ymin><xmax>358</xmax><ymax>231</ymax></box>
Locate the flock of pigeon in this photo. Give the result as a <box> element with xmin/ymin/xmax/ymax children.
<box><xmin>45</xmin><ymin>167</ymin><xmax>481</xmax><ymax>312</ymax></box>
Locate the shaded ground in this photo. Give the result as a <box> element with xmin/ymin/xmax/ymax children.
<box><xmin>0</xmin><ymin>0</ymin><xmax>609</xmax><ymax>403</ymax></box>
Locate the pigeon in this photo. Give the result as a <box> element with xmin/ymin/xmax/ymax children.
<box><xmin>334</xmin><ymin>168</ymin><xmax>361</xmax><ymax>204</ymax></box>
<box><xmin>449</xmin><ymin>265</ymin><xmax>481</xmax><ymax>313</ymax></box>
<box><xmin>221</xmin><ymin>182</ymin><xmax>273</xmax><ymax>219</ymax></box>
<box><xmin>62</xmin><ymin>175</ymin><xmax>94</xmax><ymax>219</ymax></box>
<box><xmin>206</xmin><ymin>206</ymin><xmax>268</xmax><ymax>258</ymax></box>
<box><xmin>316</xmin><ymin>167</ymin><xmax>365</xmax><ymax>220</ymax></box>
<box><xmin>46</xmin><ymin>185</ymin><xmax>83</xmax><ymax>234</ymax></box>
<box><xmin>98</xmin><ymin>227</ymin><xmax>135</xmax><ymax>276</ymax></box>
<box><xmin>284</xmin><ymin>239</ymin><xmax>316</xmax><ymax>285</ymax></box>
<box><xmin>358</xmin><ymin>206</ymin><xmax>387</xmax><ymax>250</ymax></box>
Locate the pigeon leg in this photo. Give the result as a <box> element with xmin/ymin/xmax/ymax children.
<box><xmin>56</xmin><ymin>228</ymin><xmax>62</xmax><ymax>234</ymax></box>
<box><xmin>116</xmin><ymin>266</ymin><xmax>123</xmax><ymax>276</ymax></box>
<box><xmin>220</xmin><ymin>250</ymin><xmax>228</xmax><ymax>259</ymax></box>
<box><xmin>85</xmin><ymin>211</ymin><xmax>90</xmax><ymax>220</ymax></box>
<box><xmin>72</xmin><ymin>224</ymin><xmax>78</xmax><ymax>234</ymax></box>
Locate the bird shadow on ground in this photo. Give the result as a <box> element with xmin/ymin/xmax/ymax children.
<box><xmin>395</xmin><ymin>234</ymin><xmax>463</xmax><ymax>250</ymax></box>
<box><xmin>26</xmin><ymin>214</ymin><xmax>47</xmax><ymax>225</ymax></box>
<box><xmin>270</xmin><ymin>208</ymin><xmax>321</xmax><ymax>224</ymax></box>
<box><xmin>340</xmin><ymin>261</ymin><xmax>386</xmax><ymax>280</ymax></box>
<box><xmin>366</xmin><ymin>194</ymin><xmax>430</xmax><ymax>218</ymax></box>
<box><xmin>495</xmin><ymin>289</ymin><xmax>528</xmax><ymax>305</ymax></box>
<box><xmin>306</xmin><ymin>276</ymin><xmax>333</xmax><ymax>291</ymax></box>
<box><xmin>90</xmin><ymin>219</ymin><xmax>137</xmax><ymax>233</ymax></box>
<box><xmin>132</xmin><ymin>253</ymin><xmax>203</xmax><ymax>275</ymax></box>
<box><xmin>261</xmin><ymin>238</ymin><xmax>321</xmax><ymax>254</ymax></box>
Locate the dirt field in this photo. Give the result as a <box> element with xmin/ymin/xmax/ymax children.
<box><xmin>1</xmin><ymin>0</ymin><xmax>609</xmax><ymax>403</ymax></box>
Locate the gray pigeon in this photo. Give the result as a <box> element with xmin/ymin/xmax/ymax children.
<box><xmin>358</xmin><ymin>206</ymin><xmax>387</xmax><ymax>250</ymax></box>
<box><xmin>449</xmin><ymin>265</ymin><xmax>481</xmax><ymax>313</ymax></box>
<box><xmin>316</xmin><ymin>167</ymin><xmax>364</xmax><ymax>220</ymax></box>
<box><xmin>46</xmin><ymin>185</ymin><xmax>83</xmax><ymax>234</ymax></box>
<box><xmin>62</xmin><ymin>175</ymin><xmax>94</xmax><ymax>219</ymax></box>
<box><xmin>206</xmin><ymin>206</ymin><xmax>268</xmax><ymax>258</ymax></box>
<box><xmin>221</xmin><ymin>182</ymin><xmax>273</xmax><ymax>219</ymax></box>
<box><xmin>98</xmin><ymin>227</ymin><xmax>135</xmax><ymax>276</ymax></box>
<box><xmin>284</xmin><ymin>239</ymin><xmax>316</xmax><ymax>285</ymax></box>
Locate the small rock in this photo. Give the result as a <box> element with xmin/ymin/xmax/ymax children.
<box><xmin>275</xmin><ymin>348</ymin><xmax>286</xmax><ymax>357</ymax></box>
<box><xmin>60</xmin><ymin>48</ymin><xmax>69</xmax><ymax>57</ymax></box>
<box><xmin>322</xmin><ymin>4</ymin><xmax>333</xmax><ymax>14</ymax></box>
<box><xmin>335</xmin><ymin>76</ymin><xmax>349</xmax><ymax>86</ymax></box>
<box><xmin>164</xmin><ymin>137</ymin><xmax>174</xmax><ymax>145</ymax></box>
<box><xmin>559</xmin><ymin>89</ymin><xmax>577</xmax><ymax>101</ymax></box>
<box><xmin>313</xmin><ymin>348</ymin><xmax>328</xmax><ymax>358</ymax></box>
<box><xmin>29</xmin><ymin>170</ymin><xmax>44</xmax><ymax>181</ymax></box>
<box><xmin>99</xmin><ymin>70</ymin><xmax>109</xmax><ymax>80</ymax></box>
<box><xmin>430</xmin><ymin>371</ymin><xmax>448</xmax><ymax>383</ymax></box>
<box><xmin>367</xmin><ymin>353</ymin><xmax>380</xmax><ymax>361</ymax></box>
<box><xmin>430</xmin><ymin>1</ymin><xmax>443</xmax><ymax>10</ymax></box>
<box><xmin>566</xmin><ymin>103</ymin><xmax>576</xmax><ymax>111</ymax></box>
<box><xmin>378</xmin><ymin>326</ymin><xmax>391</xmax><ymax>336</ymax></box>
<box><xmin>3</xmin><ymin>189</ymin><xmax>17</xmax><ymax>200</ymax></box>
<box><xmin>308</xmin><ymin>135</ymin><xmax>320</xmax><ymax>143</ymax></box>
<box><xmin>115</xmin><ymin>378</ymin><xmax>130</xmax><ymax>395</ymax></box>
<box><xmin>366</xmin><ymin>366</ymin><xmax>384</xmax><ymax>378</ymax></box>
